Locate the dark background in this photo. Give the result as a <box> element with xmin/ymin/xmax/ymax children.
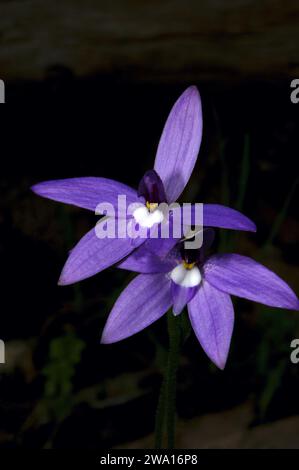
<box><xmin>0</xmin><ymin>0</ymin><xmax>299</xmax><ymax>449</ymax></box>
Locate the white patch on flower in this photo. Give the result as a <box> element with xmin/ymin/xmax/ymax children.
<box><xmin>133</xmin><ymin>205</ymin><xmax>164</xmax><ymax>229</ymax></box>
<box><xmin>170</xmin><ymin>264</ymin><xmax>202</xmax><ymax>288</ymax></box>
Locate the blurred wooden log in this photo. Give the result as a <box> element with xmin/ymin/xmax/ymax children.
<box><xmin>119</xmin><ymin>402</ymin><xmax>299</xmax><ymax>449</ymax></box>
<box><xmin>1</xmin><ymin>0</ymin><xmax>299</xmax><ymax>82</ymax></box>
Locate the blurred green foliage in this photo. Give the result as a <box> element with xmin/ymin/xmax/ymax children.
<box><xmin>42</xmin><ymin>330</ymin><xmax>85</xmax><ymax>421</ymax></box>
<box><xmin>219</xmin><ymin>133</ymin><xmax>299</xmax><ymax>421</ymax></box>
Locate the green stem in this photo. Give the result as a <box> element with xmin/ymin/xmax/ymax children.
<box><xmin>154</xmin><ymin>373</ymin><xmax>167</xmax><ymax>449</ymax></box>
<box><xmin>166</xmin><ymin>312</ymin><xmax>180</xmax><ymax>448</ymax></box>
<box><xmin>263</xmin><ymin>176</ymin><xmax>298</xmax><ymax>251</ymax></box>
<box><xmin>154</xmin><ymin>312</ymin><xmax>181</xmax><ymax>449</ymax></box>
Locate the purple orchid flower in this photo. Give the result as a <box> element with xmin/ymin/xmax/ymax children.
<box><xmin>31</xmin><ymin>86</ymin><xmax>256</xmax><ymax>285</ymax></box>
<box><xmin>101</xmin><ymin>232</ymin><xmax>299</xmax><ymax>370</ymax></box>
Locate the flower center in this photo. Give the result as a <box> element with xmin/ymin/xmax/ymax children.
<box><xmin>183</xmin><ymin>261</ymin><xmax>196</xmax><ymax>270</ymax></box>
<box><xmin>169</xmin><ymin>263</ymin><xmax>202</xmax><ymax>288</ymax></box>
<box><xmin>133</xmin><ymin>203</ymin><xmax>164</xmax><ymax>229</ymax></box>
<box><xmin>146</xmin><ymin>201</ymin><xmax>159</xmax><ymax>213</ymax></box>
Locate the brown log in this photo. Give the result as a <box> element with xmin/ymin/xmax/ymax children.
<box><xmin>1</xmin><ymin>0</ymin><xmax>298</xmax><ymax>82</ymax></box>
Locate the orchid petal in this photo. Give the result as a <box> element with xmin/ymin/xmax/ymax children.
<box><xmin>118</xmin><ymin>240</ymin><xmax>175</xmax><ymax>273</ymax></box>
<box><xmin>188</xmin><ymin>281</ymin><xmax>234</xmax><ymax>369</ymax></box>
<box><xmin>101</xmin><ymin>273</ymin><xmax>172</xmax><ymax>343</ymax></box>
<box><xmin>58</xmin><ymin>223</ymin><xmax>143</xmax><ymax>285</ymax></box>
<box><xmin>31</xmin><ymin>177</ymin><xmax>138</xmax><ymax>215</ymax></box>
<box><xmin>171</xmin><ymin>204</ymin><xmax>256</xmax><ymax>234</ymax></box>
<box><xmin>204</xmin><ymin>254</ymin><xmax>299</xmax><ymax>310</ymax></box>
<box><xmin>171</xmin><ymin>282</ymin><xmax>198</xmax><ymax>316</ymax></box>
<box><xmin>154</xmin><ymin>86</ymin><xmax>202</xmax><ymax>203</ymax></box>
<box><xmin>203</xmin><ymin>204</ymin><xmax>256</xmax><ymax>232</ymax></box>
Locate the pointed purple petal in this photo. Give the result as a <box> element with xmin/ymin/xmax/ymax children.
<box><xmin>154</xmin><ymin>86</ymin><xmax>202</xmax><ymax>203</ymax></box>
<box><xmin>171</xmin><ymin>204</ymin><xmax>256</xmax><ymax>234</ymax></box>
<box><xmin>118</xmin><ymin>240</ymin><xmax>175</xmax><ymax>274</ymax></box>
<box><xmin>101</xmin><ymin>273</ymin><xmax>172</xmax><ymax>343</ymax></box>
<box><xmin>188</xmin><ymin>281</ymin><xmax>234</xmax><ymax>369</ymax></box>
<box><xmin>172</xmin><ymin>282</ymin><xmax>198</xmax><ymax>316</ymax></box>
<box><xmin>58</xmin><ymin>225</ymin><xmax>143</xmax><ymax>285</ymax></box>
<box><xmin>204</xmin><ymin>254</ymin><xmax>299</xmax><ymax>310</ymax></box>
<box><xmin>31</xmin><ymin>177</ymin><xmax>138</xmax><ymax>214</ymax></box>
<box><xmin>203</xmin><ymin>204</ymin><xmax>256</xmax><ymax>232</ymax></box>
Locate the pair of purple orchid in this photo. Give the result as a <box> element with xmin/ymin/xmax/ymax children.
<box><xmin>32</xmin><ymin>86</ymin><xmax>299</xmax><ymax>369</ymax></box>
